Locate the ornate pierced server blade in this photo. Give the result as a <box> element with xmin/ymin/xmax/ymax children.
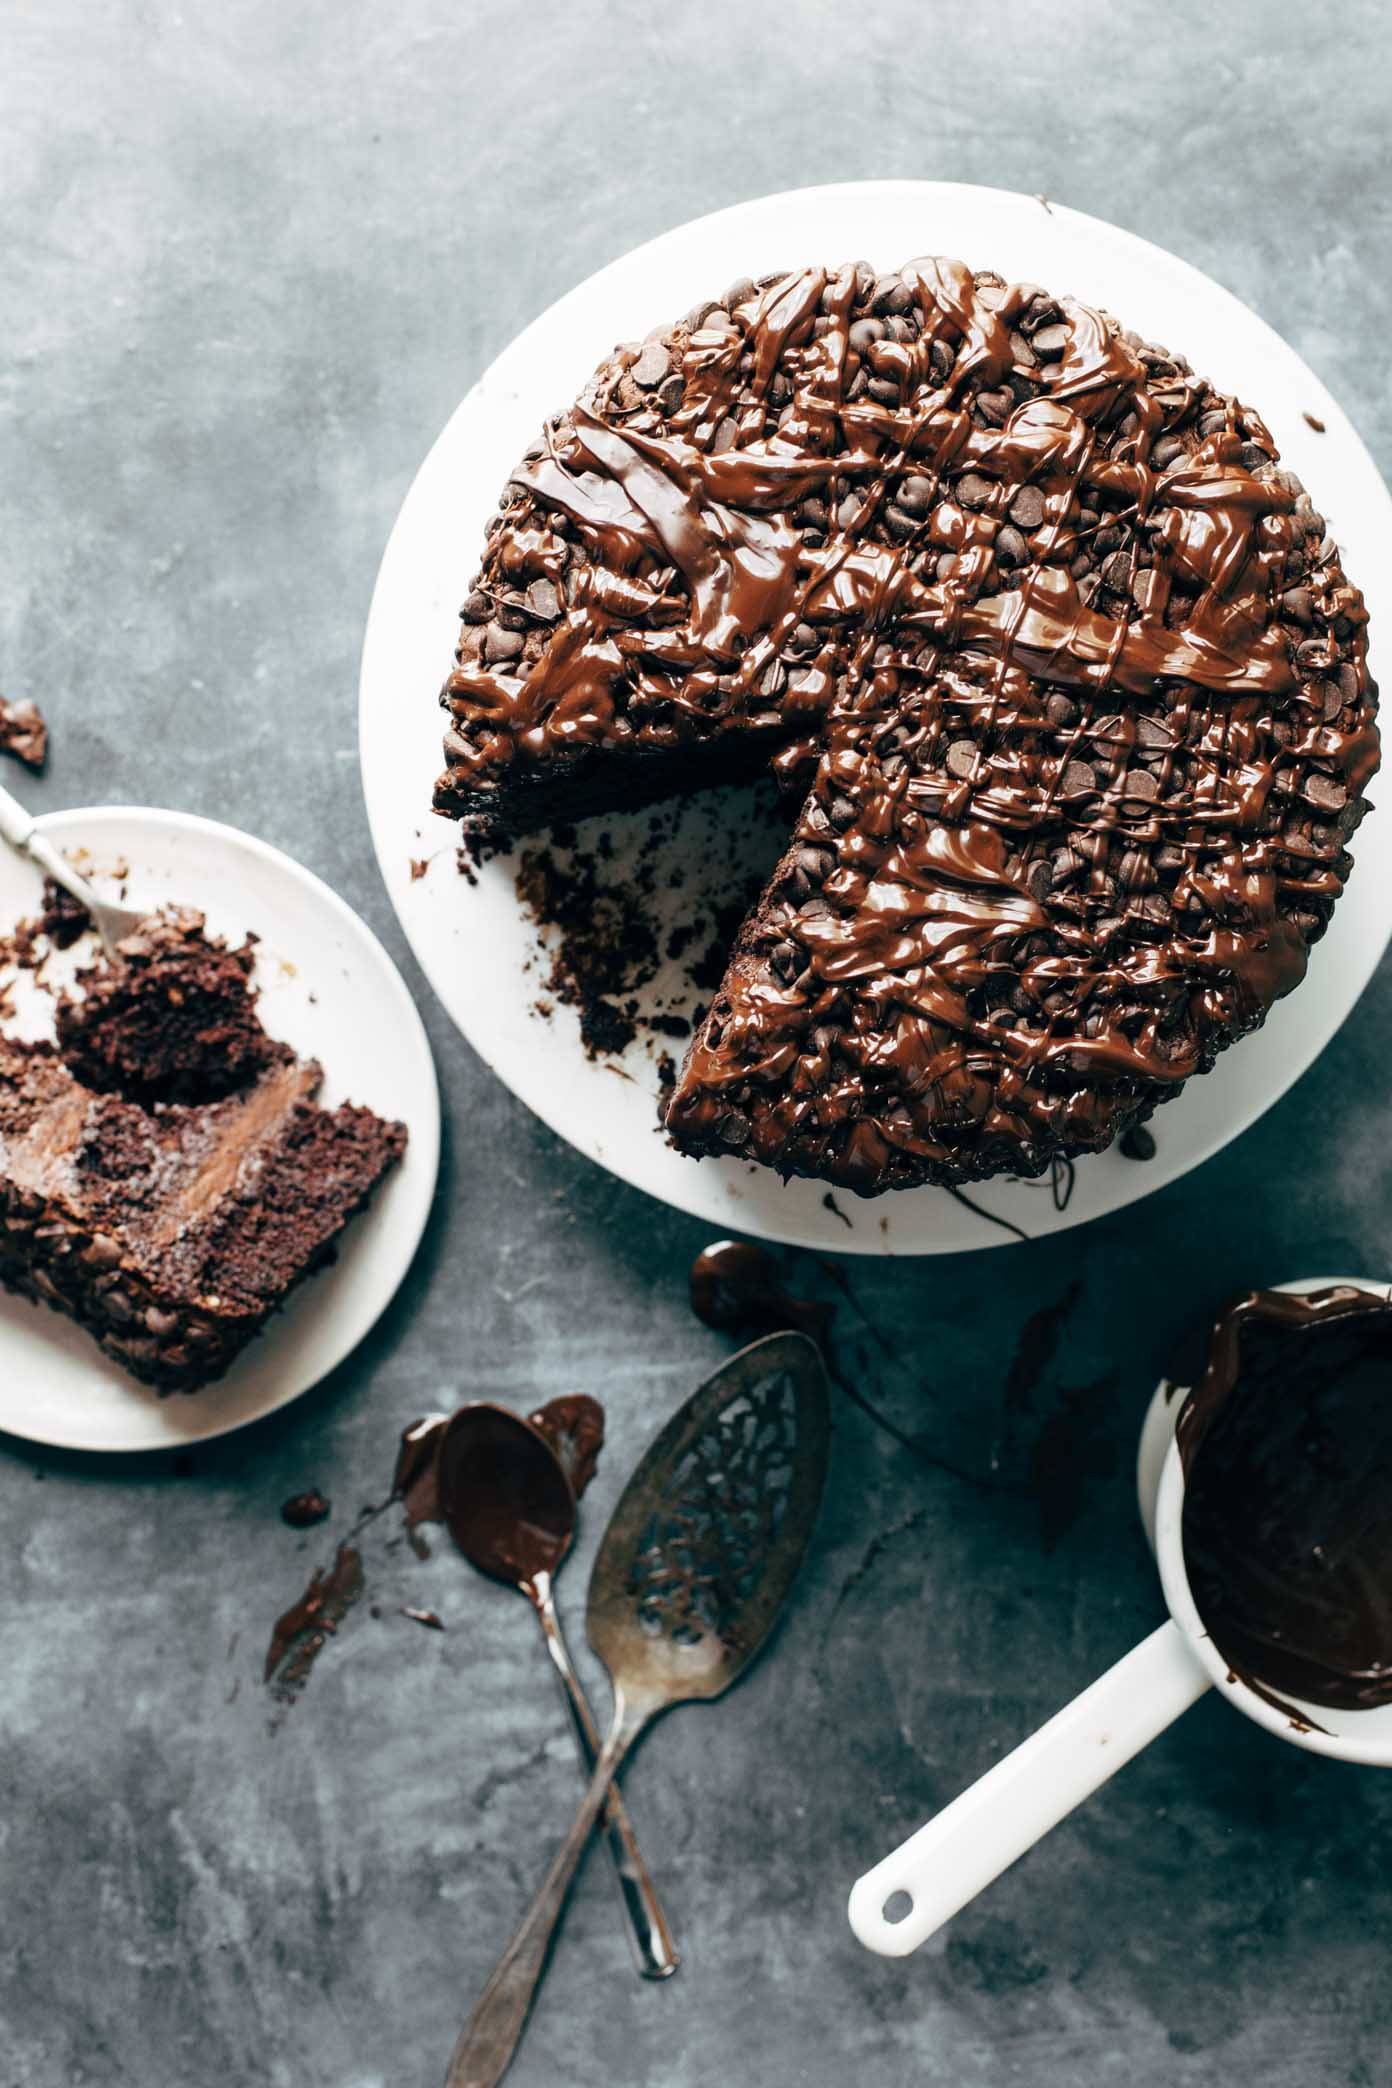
<box><xmin>587</xmin><ymin>1328</ymin><xmax>832</xmax><ymax>1718</ymax></box>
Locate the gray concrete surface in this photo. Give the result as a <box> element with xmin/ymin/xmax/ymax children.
<box><xmin>4</xmin><ymin>3</ymin><xmax>1392</xmax><ymax>2082</ymax></box>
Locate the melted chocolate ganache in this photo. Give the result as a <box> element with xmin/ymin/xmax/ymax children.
<box><xmin>436</xmin><ymin>257</ymin><xmax>1377</xmax><ymax>1197</ymax></box>
<box><xmin>1179</xmin><ymin>1286</ymin><xmax>1392</xmax><ymax>1712</ymax></box>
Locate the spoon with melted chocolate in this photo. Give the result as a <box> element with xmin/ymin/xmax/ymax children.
<box><xmin>437</xmin><ymin>1402</ymin><xmax>677</xmax><ymax>1984</ymax></box>
<box><xmin>444</xmin><ymin>1332</ymin><xmax>831</xmax><ymax>2088</ymax></box>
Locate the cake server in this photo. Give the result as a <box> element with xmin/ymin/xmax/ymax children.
<box><xmin>0</xmin><ymin>780</ymin><xmax>146</xmax><ymax>955</ymax></box>
<box><xmin>437</xmin><ymin>1401</ymin><xmax>678</xmax><ymax>1983</ymax></box>
<box><xmin>442</xmin><ymin>1330</ymin><xmax>832</xmax><ymax>2088</ymax></box>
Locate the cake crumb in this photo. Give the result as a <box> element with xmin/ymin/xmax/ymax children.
<box><xmin>0</xmin><ymin>696</ymin><xmax>48</xmax><ymax>771</ymax></box>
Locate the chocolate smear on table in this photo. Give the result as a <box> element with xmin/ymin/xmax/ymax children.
<box><xmin>1179</xmin><ymin>1285</ymin><xmax>1392</xmax><ymax>1716</ymax></box>
<box><xmin>401</xmin><ymin>1606</ymin><xmax>446</xmax><ymax>1631</ymax></box>
<box><xmin>528</xmin><ymin>1393</ymin><xmax>605</xmax><ymax>1498</ymax></box>
<box><xmin>280</xmin><ymin>1490</ymin><xmax>331</xmax><ymax>1529</ymax></box>
<box><xmin>1119</xmin><ymin>1122</ymin><xmax>1157</xmax><ymax>1161</ymax></box>
<box><xmin>264</xmin><ymin>1543</ymin><xmax>365</xmax><ymax>1701</ymax></box>
<box><xmin>690</xmin><ymin>1238</ymin><xmax>1011</xmax><ymax>1494</ymax></box>
<box><xmin>0</xmin><ymin>696</ymin><xmax>48</xmax><ymax>772</ymax></box>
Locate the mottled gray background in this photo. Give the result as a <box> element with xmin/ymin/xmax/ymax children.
<box><xmin>3</xmin><ymin>3</ymin><xmax>1391</xmax><ymax>2083</ymax></box>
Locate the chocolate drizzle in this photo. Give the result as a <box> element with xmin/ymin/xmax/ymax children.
<box><xmin>437</xmin><ymin>257</ymin><xmax>1377</xmax><ymax>1195</ymax></box>
<box><xmin>1179</xmin><ymin>1286</ymin><xmax>1392</xmax><ymax>1714</ymax></box>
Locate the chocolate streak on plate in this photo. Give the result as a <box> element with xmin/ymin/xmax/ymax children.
<box><xmin>1178</xmin><ymin>1285</ymin><xmax>1392</xmax><ymax>1720</ymax></box>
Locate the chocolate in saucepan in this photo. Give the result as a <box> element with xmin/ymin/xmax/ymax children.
<box><xmin>1178</xmin><ymin>1285</ymin><xmax>1392</xmax><ymax>1713</ymax></box>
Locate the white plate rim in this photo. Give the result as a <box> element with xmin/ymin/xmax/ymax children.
<box><xmin>0</xmin><ymin>805</ymin><xmax>441</xmax><ymax>1452</ymax></box>
<box><xmin>358</xmin><ymin>178</ymin><xmax>1392</xmax><ymax>1257</ymax></box>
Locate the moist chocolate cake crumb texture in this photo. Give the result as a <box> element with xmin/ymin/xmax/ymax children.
<box><xmin>57</xmin><ymin>909</ymin><xmax>278</xmax><ymax>1102</ymax></box>
<box><xmin>434</xmin><ymin>256</ymin><xmax>1378</xmax><ymax>1195</ymax></box>
<box><xmin>0</xmin><ymin>696</ymin><xmax>48</xmax><ymax>772</ymax></box>
<box><xmin>0</xmin><ymin>914</ymin><xmax>406</xmax><ymax>1392</ymax></box>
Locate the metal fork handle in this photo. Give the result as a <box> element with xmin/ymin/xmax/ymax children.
<box><xmin>531</xmin><ymin>1575</ymin><xmax>678</xmax><ymax>1980</ymax></box>
<box><xmin>0</xmin><ymin>782</ymin><xmax>115</xmax><ymax>955</ymax></box>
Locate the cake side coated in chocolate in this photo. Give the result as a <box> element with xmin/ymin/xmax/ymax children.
<box><xmin>434</xmin><ymin>257</ymin><xmax>1378</xmax><ymax>1193</ymax></box>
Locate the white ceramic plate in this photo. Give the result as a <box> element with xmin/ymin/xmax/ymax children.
<box><xmin>360</xmin><ymin>179</ymin><xmax>1392</xmax><ymax>1256</ymax></box>
<box><xmin>0</xmin><ymin>809</ymin><xmax>439</xmax><ymax>1451</ymax></box>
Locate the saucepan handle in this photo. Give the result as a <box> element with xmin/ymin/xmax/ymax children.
<box><xmin>847</xmin><ymin>1620</ymin><xmax>1209</xmax><ymax>1957</ymax></box>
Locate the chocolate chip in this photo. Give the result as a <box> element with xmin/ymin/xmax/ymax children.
<box><xmin>711</xmin><ymin>416</ymin><xmax>739</xmax><ymax>454</ymax></box>
<box><xmin>897</xmin><ymin>474</ymin><xmax>935</xmax><ymax>516</ymax></box>
<box><xmin>1026</xmin><ymin>859</ymin><xmax>1052</xmax><ymax>901</ymax></box>
<box><xmin>885</xmin><ymin>505</ymin><xmax>919</xmax><ymax>541</ymax></box>
<box><xmin>1045</xmin><ymin>692</ymin><xmax>1079</xmax><ymax>729</ymax></box>
<box><xmin>1100</xmin><ymin>550</ymin><xmax>1135</xmax><ymax>592</ymax></box>
<box><xmin>794</xmin><ymin>845</ymin><xmax>834</xmax><ymax>885</ymax></box>
<box><xmin>1061</xmin><ymin>759</ymin><xmax>1096</xmax><ymax>797</ymax></box>
<box><xmin>946</xmin><ymin>739</ymin><xmax>978</xmax><ymax>780</ymax></box>
<box><xmin>524</xmin><ymin>578</ymin><xmax>561</xmax><ymax>622</ymax></box>
<box><xmin>769</xmin><ymin>940</ymin><xmax>800</xmax><ymax>982</ymax></box>
<box><xmin>1051</xmin><ymin>847</ymin><xmax>1082</xmax><ymax>885</ymax></box>
<box><xmin>836</xmin><ymin>494</ymin><xmax>863</xmax><ymax>531</ymax></box>
<box><xmin>871</xmin><ymin>276</ymin><xmax>914</xmax><ymax>316</ymax></box>
<box><xmin>828</xmin><ymin>796</ymin><xmax>856</xmax><ymax>831</ymax></box>
<box><xmin>1031</xmin><ymin>323</ymin><xmax>1070</xmax><ymax>357</ymax></box>
<box><xmin>956</xmin><ymin>473</ymin><xmax>994</xmax><ymax>510</ymax></box>
<box><xmin>1008</xmin><ymin>484</ymin><xmax>1046</xmax><ymax>530</ymax></box>
<box><xmin>655</xmin><ymin>374</ymin><xmax>685</xmax><ymax>415</ymax></box>
<box><xmin>995</xmin><ymin>523</ymin><xmax>1029</xmax><ymax>568</ymax></box>
<box><xmin>716</xmin><ymin>1108</ymin><xmax>751</xmax><ymax>1147</ymax></box>
<box><xmin>929</xmin><ymin>339</ymin><xmax>955</xmax><ymax>380</ymax></box>
<box><xmin>848</xmin><ymin>317</ymin><xmax>886</xmax><ymax>353</ymax></box>
<box><xmin>1307</xmin><ymin>773</ymin><xmax>1348</xmax><ymax>813</ymax></box>
<box><xmin>461</xmin><ymin>590</ymin><xmax>491</xmax><ymax>623</ymax></box>
<box><xmin>483</xmin><ymin>622</ymin><xmax>523</xmax><ymax>663</ymax></box>
<box><xmin>1122</xmin><ymin>767</ymin><xmax>1159</xmax><ymax>803</ymax></box>
<box><xmin>1280</xmin><ymin>586</ymin><xmax>1314</xmax><ymax>625</ymax></box>
<box><xmin>788</xmin><ymin>622</ymin><xmax>818</xmax><ymax>656</ymax></box>
<box><xmin>631</xmin><ymin>341</ymin><xmax>671</xmax><ymax>389</ymax></box>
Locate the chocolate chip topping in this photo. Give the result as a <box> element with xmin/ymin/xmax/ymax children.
<box><xmin>433</xmin><ymin>256</ymin><xmax>1378</xmax><ymax>1194</ymax></box>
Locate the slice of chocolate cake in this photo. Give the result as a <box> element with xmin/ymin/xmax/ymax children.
<box><xmin>56</xmin><ymin>908</ymin><xmax>277</xmax><ymax>1103</ymax></box>
<box><xmin>432</xmin><ymin>258</ymin><xmax>1378</xmax><ymax>1194</ymax></box>
<box><xmin>0</xmin><ymin>915</ymin><xmax>406</xmax><ymax>1389</ymax></box>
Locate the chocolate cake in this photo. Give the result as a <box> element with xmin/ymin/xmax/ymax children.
<box><xmin>56</xmin><ymin>908</ymin><xmax>276</xmax><ymax>1102</ymax></box>
<box><xmin>433</xmin><ymin>258</ymin><xmax>1379</xmax><ymax>1193</ymax></box>
<box><xmin>0</xmin><ymin>916</ymin><xmax>406</xmax><ymax>1389</ymax></box>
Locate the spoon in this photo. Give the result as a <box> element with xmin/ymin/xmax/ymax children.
<box><xmin>443</xmin><ymin>1330</ymin><xmax>832</xmax><ymax>2088</ymax></box>
<box><xmin>0</xmin><ymin>779</ymin><xmax>147</xmax><ymax>957</ymax></box>
<box><xmin>437</xmin><ymin>1402</ymin><xmax>678</xmax><ymax>1983</ymax></box>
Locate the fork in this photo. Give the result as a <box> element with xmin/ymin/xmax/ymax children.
<box><xmin>0</xmin><ymin>781</ymin><xmax>147</xmax><ymax>957</ymax></box>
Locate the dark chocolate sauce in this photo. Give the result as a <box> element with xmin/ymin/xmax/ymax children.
<box><xmin>263</xmin><ymin>1543</ymin><xmax>364</xmax><ymax>1699</ymax></box>
<box><xmin>280</xmin><ymin>1490</ymin><xmax>331</xmax><ymax>1529</ymax></box>
<box><xmin>690</xmin><ymin>1238</ymin><xmax>833</xmax><ymax>1340</ymax></box>
<box><xmin>393</xmin><ymin>1412</ymin><xmax>449</xmax><ymax>1555</ymax></box>
<box><xmin>1119</xmin><ymin>1123</ymin><xmax>1157</xmax><ymax>1161</ymax></box>
<box><xmin>1179</xmin><ymin>1286</ymin><xmax>1392</xmax><ymax>1712</ymax></box>
<box><xmin>438</xmin><ymin>1406</ymin><xmax>576</xmax><ymax>1586</ymax></box>
<box><xmin>528</xmin><ymin>1393</ymin><xmax>605</xmax><ymax>1499</ymax></box>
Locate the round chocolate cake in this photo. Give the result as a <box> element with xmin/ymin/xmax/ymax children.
<box><xmin>433</xmin><ymin>258</ymin><xmax>1379</xmax><ymax>1195</ymax></box>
